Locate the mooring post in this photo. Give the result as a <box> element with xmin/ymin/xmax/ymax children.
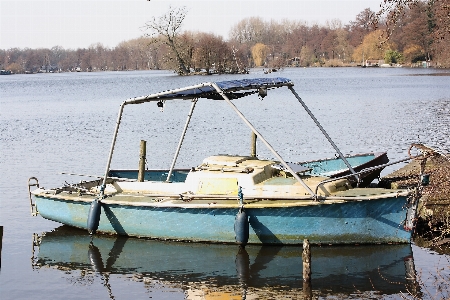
<box><xmin>303</xmin><ymin>239</ymin><xmax>312</xmax><ymax>299</ymax></box>
<box><xmin>250</xmin><ymin>131</ymin><xmax>257</xmax><ymax>157</ymax></box>
<box><xmin>138</xmin><ymin>140</ymin><xmax>146</xmax><ymax>182</ymax></box>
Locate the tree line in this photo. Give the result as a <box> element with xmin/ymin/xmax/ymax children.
<box><xmin>1</xmin><ymin>0</ymin><xmax>448</xmax><ymax>74</ymax></box>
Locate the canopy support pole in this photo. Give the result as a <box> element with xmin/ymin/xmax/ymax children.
<box><xmin>211</xmin><ymin>82</ymin><xmax>316</xmax><ymax>199</ymax></box>
<box><xmin>99</xmin><ymin>102</ymin><xmax>125</xmax><ymax>197</ymax></box>
<box><xmin>288</xmin><ymin>86</ymin><xmax>359</xmax><ymax>183</ymax></box>
<box><xmin>166</xmin><ymin>100</ymin><xmax>197</xmax><ymax>182</ymax></box>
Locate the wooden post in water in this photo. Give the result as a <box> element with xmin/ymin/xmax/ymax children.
<box><xmin>302</xmin><ymin>239</ymin><xmax>312</xmax><ymax>299</ymax></box>
<box><xmin>250</xmin><ymin>132</ymin><xmax>257</xmax><ymax>157</ymax></box>
<box><xmin>138</xmin><ymin>140</ymin><xmax>146</xmax><ymax>182</ymax></box>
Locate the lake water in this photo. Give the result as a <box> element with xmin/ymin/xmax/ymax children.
<box><xmin>1</xmin><ymin>68</ymin><xmax>449</xmax><ymax>299</ymax></box>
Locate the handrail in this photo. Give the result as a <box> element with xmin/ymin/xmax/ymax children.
<box><xmin>314</xmin><ymin>156</ymin><xmax>413</xmax><ymax>195</ymax></box>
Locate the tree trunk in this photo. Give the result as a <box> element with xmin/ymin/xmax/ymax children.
<box><xmin>167</xmin><ymin>38</ymin><xmax>189</xmax><ymax>75</ymax></box>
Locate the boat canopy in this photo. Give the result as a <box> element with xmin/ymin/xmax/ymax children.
<box><xmin>100</xmin><ymin>76</ymin><xmax>359</xmax><ymax>199</ymax></box>
<box><xmin>126</xmin><ymin>77</ymin><xmax>293</xmax><ymax>103</ymax></box>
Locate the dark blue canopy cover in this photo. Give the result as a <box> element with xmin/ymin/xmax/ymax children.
<box><xmin>215</xmin><ymin>77</ymin><xmax>292</xmax><ymax>91</ymax></box>
<box><xmin>152</xmin><ymin>77</ymin><xmax>293</xmax><ymax>101</ymax></box>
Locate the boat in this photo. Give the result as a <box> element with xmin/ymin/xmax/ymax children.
<box><xmin>297</xmin><ymin>152</ymin><xmax>389</xmax><ymax>187</ymax></box>
<box><xmin>28</xmin><ymin>77</ymin><xmax>419</xmax><ymax>245</ymax></box>
<box><xmin>31</xmin><ymin>226</ymin><xmax>419</xmax><ymax>299</ymax></box>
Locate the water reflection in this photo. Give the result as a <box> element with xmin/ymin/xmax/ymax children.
<box><xmin>32</xmin><ymin>226</ymin><xmax>420</xmax><ymax>299</ymax></box>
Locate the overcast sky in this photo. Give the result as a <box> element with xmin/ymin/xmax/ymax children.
<box><xmin>1</xmin><ymin>0</ymin><xmax>381</xmax><ymax>50</ymax></box>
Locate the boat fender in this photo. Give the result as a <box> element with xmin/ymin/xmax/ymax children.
<box><xmin>87</xmin><ymin>199</ymin><xmax>102</xmax><ymax>235</ymax></box>
<box><xmin>88</xmin><ymin>241</ymin><xmax>104</xmax><ymax>273</ymax></box>
<box><xmin>234</xmin><ymin>207</ymin><xmax>249</xmax><ymax>246</ymax></box>
<box><xmin>235</xmin><ymin>246</ymin><xmax>250</xmax><ymax>283</ymax></box>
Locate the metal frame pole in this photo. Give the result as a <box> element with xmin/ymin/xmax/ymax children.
<box><xmin>99</xmin><ymin>102</ymin><xmax>125</xmax><ymax>197</ymax></box>
<box><xmin>211</xmin><ymin>82</ymin><xmax>316</xmax><ymax>198</ymax></box>
<box><xmin>166</xmin><ymin>100</ymin><xmax>197</xmax><ymax>182</ymax></box>
<box><xmin>288</xmin><ymin>86</ymin><xmax>359</xmax><ymax>183</ymax></box>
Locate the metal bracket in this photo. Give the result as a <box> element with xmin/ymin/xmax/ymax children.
<box><xmin>28</xmin><ymin>177</ymin><xmax>39</xmax><ymax>216</ymax></box>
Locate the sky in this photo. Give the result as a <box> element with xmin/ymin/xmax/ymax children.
<box><xmin>1</xmin><ymin>0</ymin><xmax>382</xmax><ymax>50</ymax></box>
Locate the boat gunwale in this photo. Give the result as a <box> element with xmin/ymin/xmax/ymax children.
<box><xmin>33</xmin><ymin>188</ymin><xmax>411</xmax><ymax>209</ymax></box>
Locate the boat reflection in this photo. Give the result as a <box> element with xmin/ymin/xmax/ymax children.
<box><xmin>32</xmin><ymin>226</ymin><xmax>420</xmax><ymax>299</ymax></box>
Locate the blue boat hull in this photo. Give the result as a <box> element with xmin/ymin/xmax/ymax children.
<box><xmin>35</xmin><ymin>195</ymin><xmax>413</xmax><ymax>245</ymax></box>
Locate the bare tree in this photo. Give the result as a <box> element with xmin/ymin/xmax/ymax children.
<box><xmin>229</xmin><ymin>41</ymin><xmax>251</xmax><ymax>71</ymax></box>
<box><xmin>59</xmin><ymin>50</ymin><xmax>75</xmax><ymax>72</ymax></box>
<box><xmin>50</xmin><ymin>46</ymin><xmax>66</xmax><ymax>72</ymax></box>
<box><xmin>143</xmin><ymin>6</ymin><xmax>190</xmax><ymax>75</ymax></box>
<box><xmin>300</xmin><ymin>45</ymin><xmax>315</xmax><ymax>66</ymax></box>
<box><xmin>229</xmin><ymin>17</ymin><xmax>266</xmax><ymax>45</ymax></box>
<box><xmin>346</xmin><ymin>8</ymin><xmax>377</xmax><ymax>47</ymax></box>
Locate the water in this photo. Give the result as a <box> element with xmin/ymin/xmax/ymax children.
<box><xmin>1</xmin><ymin>68</ymin><xmax>449</xmax><ymax>299</ymax></box>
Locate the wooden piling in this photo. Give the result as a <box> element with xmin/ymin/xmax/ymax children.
<box><xmin>302</xmin><ymin>239</ymin><xmax>312</xmax><ymax>299</ymax></box>
<box><xmin>137</xmin><ymin>140</ymin><xmax>146</xmax><ymax>182</ymax></box>
<box><xmin>250</xmin><ymin>132</ymin><xmax>257</xmax><ymax>157</ymax></box>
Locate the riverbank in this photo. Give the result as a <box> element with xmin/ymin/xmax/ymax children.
<box><xmin>379</xmin><ymin>145</ymin><xmax>450</xmax><ymax>250</ymax></box>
